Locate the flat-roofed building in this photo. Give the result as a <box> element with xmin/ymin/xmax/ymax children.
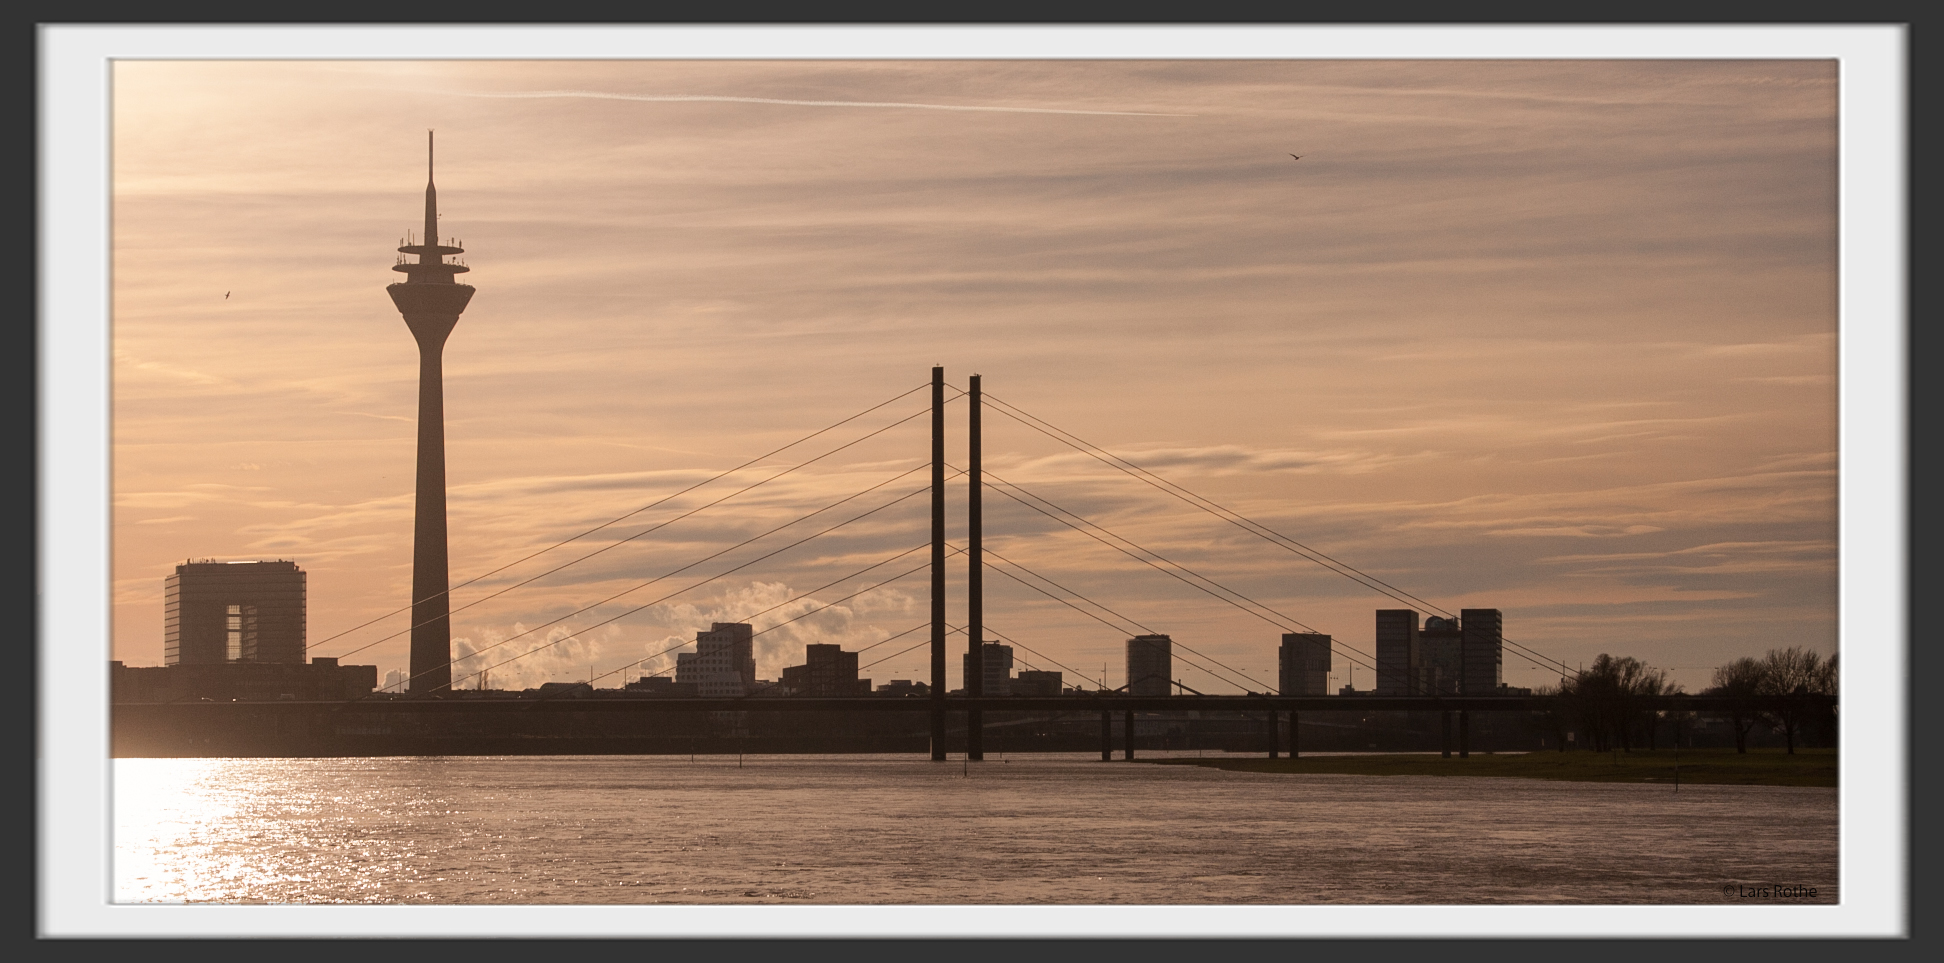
<box><xmin>1374</xmin><ymin>609</ymin><xmax>1420</xmax><ymax>695</ymax></box>
<box><xmin>782</xmin><ymin>642</ymin><xmax>871</xmax><ymax>696</ymax></box>
<box><xmin>1279</xmin><ymin>632</ymin><xmax>1332</xmax><ymax>695</ymax></box>
<box><xmin>164</xmin><ymin>560</ymin><xmax>306</xmax><ymax>665</ymax></box>
<box><xmin>1126</xmin><ymin>634</ymin><xmax>1173</xmax><ymax>696</ymax></box>
<box><xmin>1013</xmin><ymin>669</ymin><xmax>1063</xmax><ymax>696</ymax></box>
<box><xmin>1419</xmin><ymin>616</ymin><xmax>1464</xmax><ymax>695</ymax></box>
<box><xmin>1460</xmin><ymin>608</ymin><xmax>1504</xmax><ymax>694</ymax></box>
<box><xmin>962</xmin><ymin>642</ymin><xmax>1013</xmax><ymax>696</ymax></box>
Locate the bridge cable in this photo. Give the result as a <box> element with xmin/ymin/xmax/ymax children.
<box><xmin>968</xmin><ymin>476</ymin><xmax>1408</xmax><ymax>693</ymax></box>
<box><xmin>388</xmin><ymin>470</ymin><xmax>941</xmax><ymax>695</ymax></box>
<box><xmin>973</xmin><ymin>547</ymin><xmax>1269</xmax><ymax>694</ymax></box>
<box><xmin>974</xmin><ymin>625</ymin><xmax>1103</xmax><ymax>690</ymax></box>
<box><xmin>979</xmin><ymin>466</ymin><xmax>1407</xmax><ymax>692</ymax></box>
<box><xmin>981</xmin><ymin>391</ymin><xmax>1572</xmax><ymax>677</ymax></box>
<box><xmin>438</xmin><ymin>481</ymin><xmax>937</xmax><ymax>695</ymax></box>
<box><xmin>980</xmin><ymin>537</ymin><xmax>1395</xmax><ymax>695</ymax></box>
<box><xmin>503</xmin><ymin>543</ymin><xmax>951</xmax><ymax>691</ymax></box>
<box><xmin>315</xmin><ymin>381</ymin><xmax>932</xmax><ymax>653</ymax></box>
<box><xmin>328</xmin><ymin>410</ymin><xmax>936</xmax><ymax>662</ymax></box>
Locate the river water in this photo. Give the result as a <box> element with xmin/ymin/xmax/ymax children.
<box><xmin>113</xmin><ymin>753</ymin><xmax>1837</xmax><ymax>905</ymax></box>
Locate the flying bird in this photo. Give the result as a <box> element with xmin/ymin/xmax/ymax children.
<box><xmin>1289</xmin><ymin>154</ymin><xmax>1303</xmax><ymax>160</ymax></box>
<box><xmin>224</xmin><ymin>292</ymin><xmax>230</xmax><ymax>299</ymax></box>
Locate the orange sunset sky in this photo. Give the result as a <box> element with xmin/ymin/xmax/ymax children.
<box><xmin>109</xmin><ymin>59</ymin><xmax>1838</xmax><ymax>695</ymax></box>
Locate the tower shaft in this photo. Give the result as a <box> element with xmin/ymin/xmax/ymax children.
<box><xmin>407</xmin><ymin>319</ymin><xmax>454</xmax><ymax>694</ymax></box>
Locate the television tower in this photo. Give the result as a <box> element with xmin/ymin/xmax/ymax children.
<box><xmin>387</xmin><ymin>131</ymin><xmax>473</xmax><ymax>694</ymax></box>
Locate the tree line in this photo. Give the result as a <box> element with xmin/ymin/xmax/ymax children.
<box><xmin>1538</xmin><ymin>646</ymin><xmax>1836</xmax><ymax>754</ymax></box>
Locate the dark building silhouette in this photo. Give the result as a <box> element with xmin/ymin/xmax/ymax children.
<box><xmin>962</xmin><ymin>641</ymin><xmax>1013</xmax><ymax>696</ymax></box>
<box><xmin>1375</xmin><ymin>608</ymin><xmax>1505</xmax><ymax>695</ymax></box>
<box><xmin>1421</xmin><ymin>615</ymin><xmax>1464</xmax><ymax>694</ymax></box>
<box><xmin>622</xmin><ymin>676</ymin><xmax>699</xmax><ymax>697</ymax></box>
<box><xmin>675</xmin><ymin>622</ymin><xmax>755</xmax><ymax>696</ymax></box>
<box><xmin>1279</xmin><ymin>632</ymin><xmax>1332</xmax><ymax>696</ymax></box>
<box><xmin>1375</xmin><ymin>609</ymin><xmax>1421</xmax><ymax>695</ymax></box>
<box><xmin>1126</xmin><ymin>634</ymin><xmax>1172</xmax><ymax>696</ymax></box>
<box><xmin>164</xmin><ymin>560</ymin><xmax>306</xmax><ymax>665</ymax></box>
<box><xmin>875</xmin><ymin>679</ymin><xmax>930</xmax><ymax>697</ymax></box>
<box><xmin>1013</xmin><ymin>669</ymin><xmax>1063</xmax><ymax>696</ymax></box>
<box><xmin>113</xmin><ymin>658</ymin><xmax>377</xmax><ymax>703</ymax></box>
<box><xmin>386</xmin><ymin>131</ymin><xmax>474</xmax><ymax>694</ymax></box>
<box><xmin>782</xmin><ymin>643</ymin><xmax>871</xmax><ymax>697</ymax></box>
<box><xmin>1460</xmin><ymin>608</ymin><xmax>1505</xmax><ymax>694</ymax></box>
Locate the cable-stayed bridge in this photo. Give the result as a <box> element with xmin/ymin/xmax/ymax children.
<box><xmin>231</xmin><ymin>366</ymin><xmax>1822</xmax><ymax>762</ymax></box>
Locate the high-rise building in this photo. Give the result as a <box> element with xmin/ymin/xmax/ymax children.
<box><xmin>1419</xmin><ymin>616</ymin><xmax>1464</xmax><ymax>694</ymax></box>
<box><xmin>1374</xmin><ymin>608</ymin><xmax>1506</xmax><ymax>695</ymax></box>
<box><xmin>1460</xmin><ymin>608</ymin><xmax>1504</xmax><ymax>694</ymax></box>
<box><xmin>387</xmin><ymin>131</ymin><xmax>475</xmax><ymax>695</ymax></box>
<box><xmin>675</xmin><ymin>622</ymin><xmax>755</xmax><ymax>697</ymax></box>
<box><xmin>1374</xmin><ymin>609</ymin><xmax>1420</xmax><ymax>695</ymax></box>
<box><xmin>782</xmin><ymin>642</ymin><xmax>870</xmax><ymax>696</ymax></box>
<box><xmin>164</xmin><ymin>560</ymin><xmax>306</xmax><ymax>665</ymax></box>
<box><xmin>1125</xmin><ymin>634</ymin><xmax>1172</xmax><ymax>696</ymax></box>
<box><xmin>1278</xmin><ymin>632</ymin><xmax>1332</xmax><ymax>696</ymax></box>
<box><xmin>961</xmin><ymin>641</ymin><xmax>1013</xmax><ymax>696</ymax></box>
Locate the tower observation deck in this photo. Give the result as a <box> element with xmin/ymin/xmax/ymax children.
<box><xmin>387</xmin><ymin>131</ymin><xmax>474</xmax><ymax>695</ymax></box>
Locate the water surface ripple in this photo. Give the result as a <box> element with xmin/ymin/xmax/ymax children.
<box><xmin>113</xmin><ymin>754</ymin><xmax>1837</xmax><ymax>904</ymax></box>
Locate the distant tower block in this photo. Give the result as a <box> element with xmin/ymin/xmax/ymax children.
<box><xmin>164</xmin><ymin>560</ymin><xmax>307</xmax><ymax>665</ymax></box>
<box><xmin>1125</xmin><ymin>634</ymin><xmax>1173</xmax><ymax>696</ymax></box>
<box><xmin>1279</xmin><ymin>632</ymin><xmax>1331</xmax><ymax>696</ymax></box>
<box><xmin>1375</xmin><ymin>609</ymin><xmax>1420</xmax><ymax>696</ymax></box>
<box><xmin>387</xmin><ymin>131</ymin><xmax>474</xmax><ymax>694</ymax></box>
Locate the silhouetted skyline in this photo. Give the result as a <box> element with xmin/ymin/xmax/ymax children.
<box><xmin>110</xmin><ymin>59</ymin><xmax>1838</xmax><ymax>696</ymax></box>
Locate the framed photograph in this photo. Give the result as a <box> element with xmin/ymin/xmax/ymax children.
<box><xmin>40</xmin><ymin>23</ymin><xmax>1906</xmax><ymax>939</ymax></box>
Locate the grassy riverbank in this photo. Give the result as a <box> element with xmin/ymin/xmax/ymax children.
<box><xmin>1147</xmin><ymin>748</ymin><xmax>1835</xmax><ymax>787</ymax></box>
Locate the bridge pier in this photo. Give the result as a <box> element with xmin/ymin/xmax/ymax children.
<box><xmin>1266</xmin><ymin>710</ymin><xmax>1279</xmax><ymax>759</ymax></box>
<box><xmin>1441</xmin><ymin>710</ymin><xmax>1452</xmax><ymax>758</ymax></box>
<box><xmin>1100</xmin><ymin>711</ymin><xmax>1112</xmax><ymax>761</ymax></box>
<box><xmin>966</xmin><ymin>373</ymin><xmax>985</xmax><ymax>764</ymax></box>
<box><xmin>1124</xmin><ymin>710</ymin><xmax>1135</xmax><ymax>760</ymax></box>
<box><xmin>1291</xmin><ymin>710</ymin><xmax>1300</xmax><ymax>759</ymax></box>
<box><xmin>1460</xmin><ymin>710</ymin><xmax>1470</xmax><ymax>759</ymax></box>
<box><xmin>929</xmin><ymin>366</ymin><xmax>946</xmax><ymax>762</ymax></box>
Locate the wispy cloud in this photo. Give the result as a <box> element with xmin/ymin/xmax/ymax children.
<box><xmin>421</xmin><ymin>88</ymin><xmax>1193</xmax><ymax>117</ymax></box>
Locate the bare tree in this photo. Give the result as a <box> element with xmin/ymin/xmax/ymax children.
<box><xmin>1557</xmin><ymin>659</ymin><xmax>1616</xmax><ymax>752</ymax></box>
<box><xmin>1759</xmin><ymin>646</ymin><xmax>1831</xmax><ymax>754</ymax></box>
<box><xmin>1706</xmin><ymin>657</ymin><xmax>1767</xmax><ymax>753</ymax></box>
<box><xmin>1563</xmin><ymin>655</ymin><xmax>1674</xmax><ymax>752</ymax></box>
<box><xmin>1533</xmin><ymin>683</ymin><xmax>1572</xmax><ymax>751</ymax></box>
<box><xmin>1814</xmin><ymin>653</ymin><xmax>1840</xmax><ymax>746</ymax></box>
<box><xmin>1640</xmin><ymin>673</ymin><xmax>1682</xmax><ymax>750</ymax></box>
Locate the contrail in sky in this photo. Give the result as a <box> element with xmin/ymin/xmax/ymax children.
<box><xmin>428</xmin><ymin>88</ymin><xmax>1192</xmax><ymax>117</ymax></box>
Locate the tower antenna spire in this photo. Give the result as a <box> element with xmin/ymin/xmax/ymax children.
<box><xmin>423</xmin><ymin>130</ymin><xmax>439</xmax><ymax>254</ymax></box>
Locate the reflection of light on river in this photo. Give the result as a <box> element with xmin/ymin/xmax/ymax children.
<box><xmin>113</xmin><ymin>754</ymin><xmax>1838</xmax><ymax>905</ymax></box>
